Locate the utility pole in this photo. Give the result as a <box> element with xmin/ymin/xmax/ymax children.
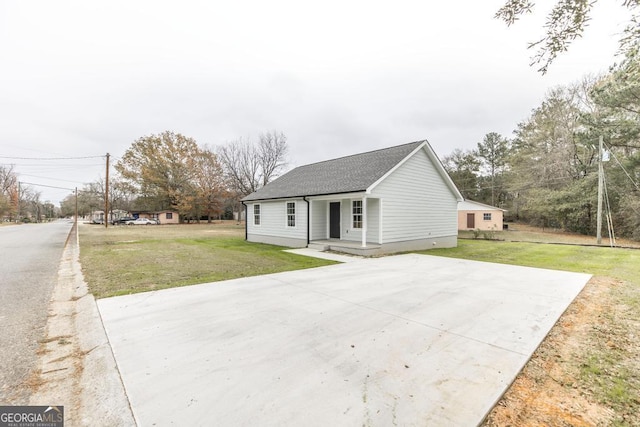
<box><xmin>105</xmin><ymin>153</ymin><xmax>110</xmax><ymax>228</ymax></box>
<box><xmin>75</xmin><ymin>187</ymin><xmax>78</xmax><ymax>229</ymax></box>
<box><xmin>17</xmin><ymin>181</ymin><xmax>20</xmax><ymax>223</ymax></box>
<box><xmin>596</xmin><ymin>136</ymin><xmax>604</xmax><ymax>245</ymax></box>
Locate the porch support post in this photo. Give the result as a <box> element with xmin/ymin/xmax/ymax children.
<box><xmin>304</xmin><ymin>197</ymin><xmax>310</xmax><ymax>245</ymax></box>
<box><xmin>361</xmin><ymin>196</ymin><xmax>367</xmax><ymax>248</ymax></box>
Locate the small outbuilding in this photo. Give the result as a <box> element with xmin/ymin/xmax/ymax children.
<box><xmin>155</xmin><ymin>210</ymin><xmax>179</xmax><ymax>224</ymax></box>
<box><xmin>241</xmin><ymin>140</ymin><xmax>463</xmax><ymax>255</ymax></box>
<box><xmin>128</xmin><ymin>210</ymin><xmax>180</xmax><ymax>224</ymax></box>
<box><xmin>457</xmin><ymin>200</ymin><xmax>505</xmax><ymax>231</ymax></box>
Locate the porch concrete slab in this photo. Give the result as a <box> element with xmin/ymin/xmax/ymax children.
<box><xmin>284</xmin><ymin>248</ymin><xmax>363</xmax><ymax>262</ymax></box>
<box><xmin>97</xmin><ymin>254</ymin><xmax>590</xmax><ymax>426</ymax></box>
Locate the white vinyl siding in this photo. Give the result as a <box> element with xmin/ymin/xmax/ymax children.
<box><xmin>334</xmin><ymin>197</ymin><xmax>381</xmax><ymax>244</ymax></box>
<box><xmin>310</xmin><ymin>200</ymin><xmax>327</xmax><ymax>240</ymax></box>
<box><xmin>246</xmin><ymin>200</ymin><xmax>307</xmax><ymax>240</ymax></box>
<box><xmin>341</xmin><ymin>199</ymin><xmax>360</xmax><ymax>242</ymax></box>
<box><xmin>371</xmin><ymin>148</ymin><xmax>457</xmax><ymax>243</ymax></box>
<box><xmin>366</xmin><ymin>198</ymin><xmax>380</xmax><ymax>244</ymax></box>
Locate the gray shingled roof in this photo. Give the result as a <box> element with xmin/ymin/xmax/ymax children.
<box><xmin>242</xmin><ymin>140</ymin><xmax>425</xmax><ymax>201</ymax></box>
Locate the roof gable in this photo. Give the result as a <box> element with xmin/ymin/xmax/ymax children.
<box><xmin>242</xmin><ymin>140</ymin><xmax>424</xmax><ymax>201</ymax></box>
<box><xmin>242</xmin><ymin>139</ymin><xmax>463</xmax><ymax>202</ymax></box>
<box><xmin>458</xmin><ymin>200</ymin><xmax>506</xmax><ymax>211</ymax></box>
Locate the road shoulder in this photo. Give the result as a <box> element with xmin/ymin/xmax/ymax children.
<box><xmin>29</xmin><ymin>225</ymin><xmax>135</xmax><ymax>426</ymax></box>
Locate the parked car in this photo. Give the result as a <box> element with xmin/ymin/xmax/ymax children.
<box><xmin>125</xmin><ymin>218</ymin><xmax>158</xmax><ymax>225</ymax></box>
<box><xmin>112</xmin><ymin>217</ymin><xmax>136</xmax><ymax>225</ymax></box>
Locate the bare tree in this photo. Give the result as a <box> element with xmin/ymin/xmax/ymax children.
<box><xmin>477</xmin><ymin>132</ymin><xmax>510</xmax><ymax>206</ymax></box>
<box><xmin>77</xmin><ymin>183</ymin><xmax>102</xmax><ymax>219</ymax></box>
<box><xmin>0</xmin><ymin>165</ymin><xmax>18</xmax><ymax>219</ymax></box>
<box><xmin>258</xmin><ymin>131</ymin><xmax>289</xmax><ymax>186</ymax></box>
<box><xmin>92</xmin><ymin>175</ymin><xmax>137</xmax><ymax>220</ymax></box>
<box><xmin>20</xmin><ymin>186</ymin><xmax>41</xmax><ymax>221</ymax></box>
<box><xmin>218</xmin><ymin>131</ymin><xmax>289</xmax><ymax>196</ymax></box>
<box><xmin>217</xmin><ymin>138</ymin><xmax>261</xmax><ymax>195</ymax></box>
<box><xmin>192</xmin><ymin>146</ymin><xmax>227</xmax><ymax>222</ymax></box>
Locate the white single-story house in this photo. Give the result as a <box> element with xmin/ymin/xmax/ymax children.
<box><xmin>241</xmin><ymin>140</ymin><xmax>464</xmax><ymax>255</ymax></box>
<box><xmin>90</xmin><ymin>209</ymin><xmax>127</xmax><ymax>224</ymax></box>
<box><xmin>457</xmin><ymin>200</ymin><xmax>506</xmax><ymax>231</ymax></box>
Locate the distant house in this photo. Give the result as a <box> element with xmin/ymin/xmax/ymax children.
<box><xmin>90</xmin><ymin>210</ymin><xmax>106</xmax><ymax>224</ymax></box>
<box><xmin>129</xmin><ymin>210</ymin><xmax>179</xmax><ymax>224</ymax></box>
<box><xmin>241</xmin><ymin>140</ymin><xmax>463</xmax><ymax>256</ymax></box>
<box><xmin>156</xmin><ymin>210</ymin><xmax>179</xmax><ymax>224</ymax></box>
<box><xmin>457</xmin><ymin>200</ymin><xmax>505</xmax><ymax>231</ymax></box>
<box><xmin>90</xmin><ymin>210</ymin><xmax>128</xmax><ymax>224</ymax></box>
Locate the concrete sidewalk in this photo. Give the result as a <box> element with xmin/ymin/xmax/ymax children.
<box><xmin>283</xmin><ymin>247</ymin><xmax>363</xmax><ymax>262</ymax></box>
<box><xmin>98</xmin><ymin>254</ymin><xmax>590</xmax><ymax>426</ymax></box>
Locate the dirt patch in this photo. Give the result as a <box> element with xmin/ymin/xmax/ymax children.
<box><xmin>483</xmin><ymin>276</ymin><xmax>639</xmax><ymax>426</ymax></box>
<box><xmin>477</xmin><ymin>223</ymin><xmax>640</xmax><ymax>426</ymax></box>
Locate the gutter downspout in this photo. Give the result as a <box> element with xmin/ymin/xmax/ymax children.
<box><xmin>303</xmin><ymin>196</ymin><xmax>310</xmax><ymax>246</ymax></box>
<box><xmin>241</xmin><ymin>201</ymin><xmax>247</xmax><ymax>241</ymax></box>
<box><xmin>361</xmin><ymin>196</ymin><xmax>367</xmax><ymax>248</ymax></box>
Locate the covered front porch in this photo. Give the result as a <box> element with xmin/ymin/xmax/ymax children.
<box><xmin>308</xmin><ymin>196</ymin><xmax>381</xmax><ymax>254</ymax></box>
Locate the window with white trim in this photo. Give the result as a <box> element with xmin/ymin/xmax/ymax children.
<box><xmin>286</xmin><ymin>202</ymin><xmax>295</xmax><ymax>227</ymax></box>
<box><xmin>254</xmin><ymin>204</ymin><xmax>261</xmax><ymax>225</ymax></box>
<box><xmin>483</xmin><ymin>213</ymin><xmax>492</xmax><ymax>221</ymax></box>
<box><xmin>352</xmin><ymin>200</ymin><xmax>362</xmax><ymax>229</ymax></box>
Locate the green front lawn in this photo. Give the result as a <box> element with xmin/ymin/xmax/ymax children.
<box><xmin>424</xmin><ymin>239</ymin><xmax>640</xmax><ymax>285</ymax></box>
<box><xmin>79</xmin><ymin>223</ymin><xmax>336</xmax><ymax>298</ymax></box>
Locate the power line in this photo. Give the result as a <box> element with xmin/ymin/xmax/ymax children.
<box><xmin>1</xmin><ymin>162</ymin><xmax>104</xmax><ymax>167</ymax></box>
<box><xmin>0</xmin><ymin>155</ymin><xmax>105</xmax><ymax>160</ymax></box>
<box><xmin>16</xmin><ymin>173</ymin><xmax>86</xmax><ymax>184</ymax></box>
<box><xmin>19</xmin><ymin>181</ymin><xmax>76</xmax><ymax>191</ymax></box>
<box><xmin>604</xmin><ymin>141</ymin><xmax>640</xmax><ymax>192</ymax></box>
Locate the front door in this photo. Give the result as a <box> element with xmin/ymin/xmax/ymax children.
<box><xmin>329</xmin><ymin>202</ymin><xmax>340</xmax><ymax>238</ymax></box>
<box><xmin>467</xmin><ymin>213</ymin><xmax>475</xmax><ymax>229</ymax></box>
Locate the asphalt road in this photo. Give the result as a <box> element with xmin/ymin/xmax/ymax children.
<box><xmin>0</xmin><ymin>220</ymin><xmax>74</xmax><ymax>404</ymax></box>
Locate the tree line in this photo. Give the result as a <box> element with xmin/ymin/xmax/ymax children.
<box><xmin>443</xmin><ymin>51</ymin><xmax>640</xmax><ymax>239</ymax></box>
<box><xmin>59</xmin><ymin>131</ymin><xmax>289</xmax><ymax>223</ymax></box>
<box><xmin>0</xmin><ymin>165</ymin><xmax>57</xmax><ymax>222</ymax></box>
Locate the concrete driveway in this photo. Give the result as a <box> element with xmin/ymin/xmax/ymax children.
<box><xmin>98</xmin><ymin>254</ymin><xmax>590</xmax><ymax>426</ymax></box>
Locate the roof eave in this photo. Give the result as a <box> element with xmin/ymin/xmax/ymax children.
<box><xmin>242</xmin><ymin>189</ymin><xmax>369</xmax><ymax>203</ymax></box>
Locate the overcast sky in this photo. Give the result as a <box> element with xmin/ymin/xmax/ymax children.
<box><xmin>0</xmin><ymin>1</ymin><xmax>629</xmax><ymax>205</ymax></box>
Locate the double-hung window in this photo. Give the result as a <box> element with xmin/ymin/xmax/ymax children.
<box><xmin>352</xmin><ymin>200</ymin><xmax>362</xmax><ymax>229</ymax></box>
<box><xmin>483</xmin><ymin>213</ymin><xmax>492</xmax><ymax>221</ymax></box>
<box><xmin>286</xmin><ymin>202</ymin><xmax>295</xmax><ymax>227</ymax></box>
<box><xmin>254</xmin><ymin>204</ymin><xmax>261</xmax><ymax>225</ymax></box>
